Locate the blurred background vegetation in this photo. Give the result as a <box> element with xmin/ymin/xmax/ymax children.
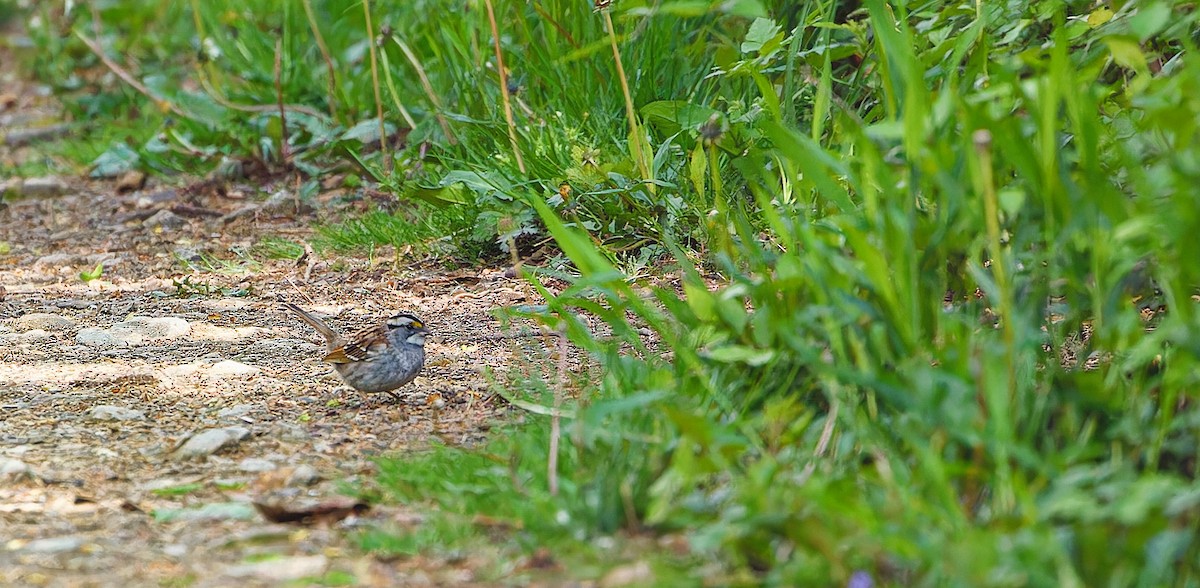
<box><xmin>6</xmin><ymin>0</ymin><xmax>1200</xmax><ymax>584</ymax></box>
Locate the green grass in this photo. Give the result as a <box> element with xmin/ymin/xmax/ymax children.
<box><xmin>14</xmin><ymin>0</ymin><xmax>1200</xmax><ymax>584</ymax></box>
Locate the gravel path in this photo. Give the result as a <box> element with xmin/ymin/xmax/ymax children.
<box><xmin>0</xmin><ymin>177</ymin><xmax>551</xmax><ymax>587</ymax></box>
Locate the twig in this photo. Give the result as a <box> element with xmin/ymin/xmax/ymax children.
<box><xmin>274</xmin><ymin>38</ymin><xmax>290</xmax><ymax>163</ymax></box>
<box><xmin>795</xmin><ymin>400</ymin><xmax>838</xmax><ymax>486</ymax></box>
<box><xmin>73</xmin><ymin>31</ymin><xmax>196</xmax><ymax>122</ymax></box>
<box><xmin>549</xmin><ymin>325</ymin><xmax>566</xmax><ymax>496</ymax></box>
<box><xmin>377</xmin><ymin>48</ymin><xmax>420</xmax><ymax>131</ymax></box>
<box><xmin>602</xmin><ymin>10</ymin><xmax>652</xmax><ymax>188</ymax></box>
<box><xmin>393</xmin><ymin>38</ymin><xmax>457</xmax><ymax>144</ymax></box>
<box><xmin>532</xmin><ymin>2</ymin><xmax>579</xmax><ymax>48</ymax></box>
<box><xmin>300</xmin><ymin>0</ymin><xmax>341</xmax><ymax>121</ymax></box>
<box><xmin>362</xmin><ymin>0</ymin><xmax>392</xmax><ymax>173</ymax></box>
<box><xmin>483</xmin><ymin>0</ymin><xmax>527</xmax><ymax>174</ymax></box>
<box><xmin>184</xmin><ymin>0</ymin><xmax>326</xmax><ymax>119</ymax></box>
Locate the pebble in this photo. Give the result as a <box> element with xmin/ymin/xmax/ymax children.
<box><xmin>207</xmin><ymin>360</ymin><xmax>262</xmax><ymax>378</ymax></box>
<box><xmin>217</xmin><ymin>404</ymin><xmax>256</xmax><ymax>420</ymax></box>
<box><xmin>599</xmin><ymin>561</ymin><xmax>655</xmax><ymax>588</ymax></box>
<box><xmin>286</xmin><ymin>464</ymin><xmax>321</xmax><ymax>487</ymax></box>
<box><xmin>5</xmin><ymin>329</ymin><xmax>52</xmax><ymax>342</ymax></box>
<box><xmin>163</xmin><ymin>544</ymin><xmax>189</xmax><ymax>558</ymax></box>
<box><xmin>238</xmin><ymin>458</ymin><xmax>276</xmax><ymax>473</ymax></box>
<box><xmin>15</xmin><ymin>313</ymin><xmax>76</xmax><ymax>332</ymax></box>
<box><xmin>143</xmin><ymin>209</ymin><xmax>186</xmax><ymax>231</ymax></box>
<box><xmin>21</xmin><ymin>536</ymin><xmax>83</xmax><ymax>554</ymax></box>
<box><xmin>224</xmin><ymin>555</ymin><xmax>328</xmax><ymax>582</ymax></box>
<box><xmin>0</xmin><ymin>458</ymin><xmax>35</xmax><ymax>481</ymax></box>
<box><xmin>115</xmin><ymin>170</ymin><xmax>147</xmax><ymax>193</ymax></box>
<box><xmin>260</xmin><ymin>188</ymin><xmax>314</xmax><ymax>216</ymax></box>
<box><xmin>78</xmin><ymin>316</ymin><xmax>192</xmax><ymax>347</ymax></box>
<box><xmin>85</xmin><ymin>405</ymin><xmax>146</xmax><ymax>421</ymax></box>
<box><xmin>33</xmin><ymin>252</ymin><xmax>78</xmax><ymax>268</ymax></box>
<box><xmin>115</xmin><ymin>316</ymin><xmax>191</xmax><ymax>339</ymax></box>
<box><xmin>3</xmin><ymin>124</ymin><xmax>71</xmax><ymax>147</ymax></box>
<box><xmin>12</xmin><ymin>176</ymin><xmax>69</xmax><ymax>198</ymax></box>
<box><xmin>75</xmin><ymin>327</ymin><xmax>121</xmax><ymax>347</ymax></box>
<box><xmin>173</xmin><ymin>427</ymin><xmax>251</xmax><ymax>459</ymax></box>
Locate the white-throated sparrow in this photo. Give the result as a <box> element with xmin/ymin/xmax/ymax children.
<box><xmin>282</xmin><ymin>302</ymin><xmax>428</xmax><ymax>399</ymax></box>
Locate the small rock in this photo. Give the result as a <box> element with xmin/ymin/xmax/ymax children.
<box><xmin>172</xmin><ymin>245</ymin><xmax>203</xmax><ymax>262</ymax></box>
<box><xmin>599</xmin><ymin>561</ymin><xmax>654</xmax><ymax>588</ymax></box>
<box><xmin>15</xmin><ymin>313</ymin><xmax>76</xmax><ymax>332</ymax></box>
<box><xmin>75</xmin><ymin>327</ymin><xmax>121</xmax><ymax>347</ymax></box>
<box><xmin>173</xmin><ymin>427</ymin><xmax>251</xmax><ymax>459</ymax></box>
<box><xmin>111</xmin><ymin>316</ymin><xmax>191</xmax><ymax>340</ymax></box>
<box><xmin>33</xmin><ymin>252</ymin><xmax>79</xmax><ymax>268</ymax></box>
<box><xmin>162</xmin><ymin>362</ymin><xmax>204</xmax><ymax>377</ymax></box>
<box><xmin>12</xmin><ymin>329</ymin><xmax>52</xmax><ymax>342</ymax></box>
<box><xmin>77</xmin><ymin>316</ymin><xmax>190</xmax><ymax>346</ymax></box>
<box><xmin>238</xmin><ymin>458</ymin><xmax>276</xmax><ymax>473</ymax></box>
<box><xmin>277</xmin><ymin>424</ymin><xmax>311</xmax><ymax>443</ymax></box>
<box><xmin>115</xmin><ymin>170</ymin><xmax>147</xmax><ymax>193</ymax></box>
<box><xmin>224</xmin><ymin>555</ymin><xmax>328</xmax><ymax>582</ymax></box>
<box><xmin>217</xmin><ymin>404</ymin><xmax>256</xmax><ymax>419</ymax></box>
<box><xmin>246</xmin><ymin>338</ymin><xmax>322</xmax><ymax>355</ymax></box>
<box><xmin>4</xmin><ymin>124</ymin><xmax>71</xmax><ymax>148</ymax></box>
<box><xmin>207</xmin><ymin>360</ymin><xmax>261</xmax><ymax>378</ymax></box>
<box><xmin>260</xmin><ymin>189</ymin><xmax>314</xmax><ymax>216</ymax></box>
<box><xmin>85</xmin><ymin>405</ymin><xmax>146</xmax><ymax>421</ymax></box>
<box><xmin>143</xmin><ymin>209</ymin><xmax>186</xmax><ymax>231</ymax></box>
<box><xmin>134</xmin><ymin>188</ymin><xmax>178</xmax><ymax>209</ymax></box>
<box><xmin>22</xmin><ymin>536</ymin><xmax>83</xmax><ymax>554</ymax></box>
<box><xmin>163</xmin><ymin>544</ymin><xmax>188</xmax><ymax>558</ymax></box>
<box><xmin>155</xmin><ymin>502</ymin><xmax>257</xmax><ymax>522</ymax></box>
<box><xmin>19</xmin><ymin>176</ymin><xmax>70</xmax><ymax>197</ymax></box>
<box><xmin>0</xmin><ymin>458</ymin><xmax>35</xmax><ymax>481</ymax></box>
<box><xmin>286</xmin><ymin>465</ymin><xmax>321</xmax><ymax>487</ymax></box>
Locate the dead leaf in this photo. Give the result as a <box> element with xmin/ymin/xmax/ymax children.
<box><xmin>116</xmin><ymin>171</ymin><xmax>147</xmax><ymax>193</ymax></box>
<box><xmin>253</xmin><ymin>497</ymin><xmax>369</xmax><ymax>525</ymax></box>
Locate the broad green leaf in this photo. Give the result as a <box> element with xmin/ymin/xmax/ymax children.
<box><xmin>530</xmin><ymin>197</ymin><xmax>614</xmax><ymax>276</ymax></box>
<box><xmin>741</xmin><ymin>18</ymin><xmax>782</xmax><ymax>54</ymax></box>
<box><xmin>90</xmin><ymin>143</ymin><xmax>139</xmax><ymax>178</ymax></box>
<box><xmin>1128</xmin><ymin>3</ymin><xmax>1171</xmax><ymax>41</ymax></box>
<box><xmin>683</xmin><ymin>281</ymin><xmax>716</xmax><ymax>321</ymax></box>
<box><xmin>1087</xmin><ymin>7</ymin><xmax>1114</xmax><ymax>27</ymax></box>
<box><xmin>641</xmin><ymin>101</ymin><xmax>721</xmax><ymax>136</ymax></box>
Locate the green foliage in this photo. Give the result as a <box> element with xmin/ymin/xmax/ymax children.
<box><xmin>16</xmin><ymin>0</ymin><xmax>807</xmax><ymax>256</ymax></box>
<box><xmin>386</xmin><ymin>0</ymin><xmax>1198</xmax><ymax>585</ymax></box>
<box><xmin>17</xmin><ymin>0</ymin><xmax>1200</xmax><ymax>583</ymax></box>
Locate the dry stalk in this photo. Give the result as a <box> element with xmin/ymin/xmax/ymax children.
<box><xmin>362</xmin><ymin>0</ymin><xmax>392</xmax><ymax>172</ymax></box>
<box><xmin>483</xmin><ymin>0</ymin><xmax>527</xmax><ymax>174</ymax></box>
<box><xmin>393</xmin><ymin>38</ymin><xmax>457</xmax><ymax>144</ymax></box>
<box><xmin>274</xmin><ymin>38</ymin><xmax>290</xmax><ymax>163</ymax></box>
<box><xmin>300</xmin><ymin>0</ymin><xmax>342</xmax><ymax>121</ymax></box>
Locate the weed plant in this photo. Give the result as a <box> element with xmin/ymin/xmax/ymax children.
<box><xmin>16</xmin><ymin>0</ymin><xmax>1200</xmax><ymax>584</ymax></box>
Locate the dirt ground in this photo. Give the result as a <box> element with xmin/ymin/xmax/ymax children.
<box><xmin>0</xmin><ymin>36</ymin><xmax>563</xmax><ymax>588</ymax></box>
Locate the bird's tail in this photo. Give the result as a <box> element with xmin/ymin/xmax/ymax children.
<box><xmin>281</xmin><ymin>303</ymin><xmax>338</xmax><ymax>342</ymax></box>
